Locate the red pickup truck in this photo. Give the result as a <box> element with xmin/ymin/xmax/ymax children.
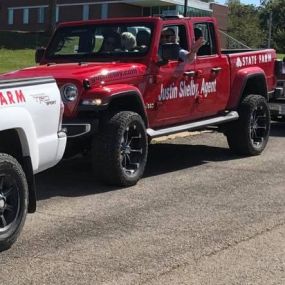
<box><xmin>1</xmin><ymin>16</ymin><xmax>280</xmax><ymax>186</ymax></box>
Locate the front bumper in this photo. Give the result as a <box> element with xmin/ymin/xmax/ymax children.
<box><xmin>269</xmin><ymin>102</ymin><xmax>285</xmax><ymax>116</ymax></box>
<box><xmin>62</xmin><ymin>119</ymin><xmax>99</xmax><ymax>138</ymax></box>
<box><xmin>269</xmin><ymin>83</ymin><xmax>285</xmax><ymax>116</ymax></box>
<box><xmin>55</xmin><ymin>130</ymin><xmax>67</xmax><ymax>162</ymax></box>
<box><xmin>35</xmin><ymin>130</ymin><xmax>67</xmax><ymax>174</ymax></box>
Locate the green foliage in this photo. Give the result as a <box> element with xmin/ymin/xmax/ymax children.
<box><xmin>259</xmin><ymin>0</ymin><xmax>285</xmax><ymax>53</ymax></box>
<box><xmin>227</xmin><ymin>2</ymin><xmax>265</xmax><ymax>48</ymax></box>
<box><xmin>228</xmin><ymin>0</ymin><xmax>285</xmax><ymax>52</ymax></box>
<box><xmin>226</xmin><ymin>0</ymin><xmax>241</xmax><ymax>4</ymax></box>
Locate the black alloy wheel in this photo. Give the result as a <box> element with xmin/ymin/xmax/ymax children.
<box><xmin>0</xmin><ymin>174</ymin><xmax>20</xmax><ymax>232</ymax></box>
<box><xmin>249</xmin><ymin>103</ymin><xmax>270</xmax><ymax>149</ymax></box>
<box><xmin>92</xmin><ymin>111</ymin><xmax>148</xmax><ymax>186</ymax></box>
<box><xmin>120</xmin><ymin>121</ymin><xmax>145</xmax><ymax>177</ymax></box>
<box><xmin>226</xmin><ymin>94</ymin><xmax>270</xmax><ymax>156</ymax></box>
<box><xmin>0</xmin><ymin>154</ymin><xmax>28</xmax><ymax>252</ymax></box>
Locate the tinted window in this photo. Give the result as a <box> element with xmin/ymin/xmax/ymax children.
<box><xmin>46</xmin><ymin>23</ymin><xmax>153</xmax><ymax>60</ymax></box>
<box><xmin>194</xmin><ymin>23</ymin><xmax>217</xmax><ymax>56</ymax></box>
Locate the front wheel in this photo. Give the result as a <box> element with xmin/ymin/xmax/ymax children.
<box><xmin>92</xmin><ymin>111</ymin><xmax>148</xmax><ymax>186</ymax></box>
<box><xmin>226</xmin><ymin>95</ymin><xmax>270</xmax><ymax>156</ymax></box>
<box><xmin>0</xmin><ymin>153</ymin><xmax>28</xmax><ymax>252</ymax></box>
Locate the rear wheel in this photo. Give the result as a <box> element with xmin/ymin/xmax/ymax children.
<box><xmin>0</xmin><ymin>153</ymin><xmax>28</xmax><ymax>252</ymax></box>
<box><xmin>92</xmin><ymin>111</ymin><xmax>148</xmax><ymax>186</ymax></box>
<box><xmin>226</xmin><ymin>95</ymin><xmax>270</xmax><ymax>155</ymax></box>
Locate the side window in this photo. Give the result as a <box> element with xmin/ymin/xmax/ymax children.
<box><xmin>159</xmin><ymin>25</ymin><xmax>188</xmax><ymax>60</ymax></box>
<box><xmin>194</xmin><ymin>23</ymin><xmax>217</xmax><ymax>56</ymax></box>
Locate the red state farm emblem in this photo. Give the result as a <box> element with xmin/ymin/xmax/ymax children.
<box><xmin>0</xmin><ymin>90</ymin><xmax>26</xmax><ymax>105</ymax></box>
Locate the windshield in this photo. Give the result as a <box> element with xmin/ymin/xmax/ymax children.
<box><xmin>46</xmin><ymin>23</ymin><xmax>153</xmax><ymax>60</ymax></box>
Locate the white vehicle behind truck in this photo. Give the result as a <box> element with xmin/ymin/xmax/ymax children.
<box><xmin>0</xmin><ymin>77</ymin><xmax>66</xmax><ymax>251</ymax></box>
<box><xmin>269</xmin><ymin>58</ymin><xmax>285</xmax><ymax>120</ymax></box>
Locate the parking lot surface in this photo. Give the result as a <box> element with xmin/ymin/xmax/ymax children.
<box><xmin>0</xmin><ymin>122</ymin><xmax>285</xmax><ymax>285</ymax></box>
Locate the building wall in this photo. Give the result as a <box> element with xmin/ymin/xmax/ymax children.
<box><xmin>0</xmin><ymin>0</ymin><xmax>229</xmax><ymax>32</ymax></box>
<box><xmin>108</xmin><ymin>4</ymin><xmax>142</xmax><ymax>18</ymax></box>
<box><xmin>210</xmin><ymin>3</ymin><xmax>228</xmax><ymax>32</ymax></box>
<box><xmin>0</xmin><ymin>0</ymin><xmax>120</xmax><ymax>31</ymax></box>
<box><xmin>210</xmin><ymin>3</ymin><xmax>229</xmax><ymax>48</ymax></box>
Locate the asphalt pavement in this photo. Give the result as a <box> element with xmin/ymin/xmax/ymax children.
<box><xmin>0</xmin><ymin>122</ymin><xmax>285</xmax><ymax>285</ymax></box>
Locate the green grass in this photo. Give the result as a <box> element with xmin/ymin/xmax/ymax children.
<box><xmin>278</xmin><ymin>54</ymin><xmax>285</xmax><ymax>60</ymax></box>
<box><xmin>0</xmin><ymin>30</ymin><xmax>48</xmax><ymax>73</ymax></box>
<box><xmin>0</xmin><ymin>49</ymin><xmax>35</xmax><ymax>74</ymax></box>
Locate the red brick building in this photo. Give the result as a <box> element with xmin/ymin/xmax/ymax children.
<box><xmin>0</xmin><ymin>0</ymin><xmax>228</xmax><ymax>32</ymax></box>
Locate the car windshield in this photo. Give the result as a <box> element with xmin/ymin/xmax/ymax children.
<box><xmin>46</xmin><ymin>23</ymin><xmax>153</xmax><ymax>60</ymax></box>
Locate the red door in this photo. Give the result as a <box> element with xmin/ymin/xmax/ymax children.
<box><xmin>151</xmin><ymin>60</ymin><xmax>198</xmax><ymax>127</ymax></box>
<box><xmin>194</xmin><ymin>54</ymin><xmax>230</xmax><ymax>118</ymax></box>
<box><xmin>191</xmin><ymin>21</ymin><xmax>230</xmax><ymax>118</ymax></box>
<box><xmin>146</xmin><ymin>23</ymin><xmax>198</xmax><ymax>128</ymax></box>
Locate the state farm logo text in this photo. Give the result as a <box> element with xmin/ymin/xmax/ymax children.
<box><xmin>0</xmin><ymin>89</ymin><xmax>26</xmax><ymax>106</ymax></box>
<box><xmin>236</xmin><ymin>53</ymin><xmax>272</xmax><ymax>68</ymax></box>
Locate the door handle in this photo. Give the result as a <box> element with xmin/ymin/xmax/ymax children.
<box><xmin>184</xmin><ymin>70</ymin><xmax>196</xmax><ymax>77</ymax></box>
<box><xmin>211</xmin><ymin>67</ymin><xmax>222</xmax><ymax>74</ymax></box>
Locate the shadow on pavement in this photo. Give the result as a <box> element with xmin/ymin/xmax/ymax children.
<box><xmin>36</xmin><ymin>121</ymin><xmax>285</xmax><ymax>201</ymax></box>
<box><xmin>36</xmin><ymin>142</ymin><xmax>237</xmax><ymax>201</ymax></box>
<box><xmin>145</xmin><ymin>143</ymin><xmax>236</xmax><ymax>177</ymax></box>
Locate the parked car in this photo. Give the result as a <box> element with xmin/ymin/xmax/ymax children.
<box><xmin>0</xmin><ymin>77</ymin><xmax>66</xmax><ymax>251</ymax></box>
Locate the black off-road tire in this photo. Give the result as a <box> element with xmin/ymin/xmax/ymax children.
<box><xmin>0</xmin><ymin>153</ymin><xmax>28</xmax><ymax>252</ymax></box>
<box><xmin>92</xmin><ymin>111</ymin><xmax>148</xmax><ymax>187</ymax></box>
<box><xmin>226</xmin><ymin>95</ymin><xmax>270</xmax><ymax>156</ymax></box>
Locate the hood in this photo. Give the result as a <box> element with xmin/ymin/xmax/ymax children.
<box><xmin>0</xmin><ymin>62</ymin><xmax>147</xmax><ymax>87</ymax></box>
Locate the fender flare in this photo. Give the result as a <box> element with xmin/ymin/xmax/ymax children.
<box><xmin>0</xmin><ymin>108</ymin><xmax>39</xmax><ymax>171</ymax></box>
<box><xmin>109</xmin><ymin>90</ymin><xmax>148</xmax><ymax>125</ymax></box>
<box><xmin>84</xmin><ymin>84</ymin><xmax>148</xmax><ymax>127</ymax></box>
<box><xmin>227</xmin><ymin>67</ymin><xmax>268</xmax><ymax>110</ymax></box>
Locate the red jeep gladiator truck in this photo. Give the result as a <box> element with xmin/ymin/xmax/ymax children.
<box><xmin>0</xmin><ymin>16</ymin><xmax>280</xmax><ymax>186</ymax></box>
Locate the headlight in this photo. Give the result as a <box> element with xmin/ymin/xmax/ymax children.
<box><xmin>61</xmin><ymin>84</ymin><xmax>78</xmax><ymax>102</ymax></box>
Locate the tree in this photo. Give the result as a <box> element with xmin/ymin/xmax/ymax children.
<box><xmin>227</xmin><ymin>1</ymin><xmax>265</xmax><ymax>48</ymax></box>
<box><xmin>226</xmin><ymin>0</ymin><xmax>241</xmax><ymax>4</ymax></box>
<box><xmin>259</xmin><ymin>0</ymin><xmax>285</xmax><ymax>52</ymax></box>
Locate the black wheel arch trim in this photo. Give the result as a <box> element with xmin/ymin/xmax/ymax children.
<box><xmin>107</xmin><ymin>91</ymin><xmax>148</xmax><ymax>127</ymax></box>
<box><xmin>238</xmin><ymin>73</ymin><xmax>269</xmax><ymax>105</ymax></box>
<box><xmin>229</xmin><ymin>72</ymin><xmax>269</xmax><ymax>110</ymax></box>
<box><xmin>22</xmin><ymin>156</ymin><xmax>36</xmax><ymax>213</ymax></box>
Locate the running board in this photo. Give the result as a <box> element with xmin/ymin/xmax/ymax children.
<box><xmin>147</xmin><ymin>111</ymin><xmax>239</xmax><ymax>138</ymax></box>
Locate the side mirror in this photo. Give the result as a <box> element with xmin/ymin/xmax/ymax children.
<box><xmin>157</xmin><ymin>59</ymin><xmax>169</xmax><ymax>67</ymax></box>
<box><xmin>35</xmin><ymin>47</ymin><xmax>46</xmax><ymax>64</ymax></box>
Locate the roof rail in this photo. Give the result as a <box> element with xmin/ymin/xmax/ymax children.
<box><xmin>153</xmin><ymin>11</ymin><xmax>184</xmax><ymax>20</ymax></box>
<box><xmin>161</xmin><ymin>15</ymin><xmax>184</xmax><ymax>20</ymax></box>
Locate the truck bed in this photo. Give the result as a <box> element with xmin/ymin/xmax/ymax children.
<box><xmin>223</xmin><ymin>48</ymin><xmax>277</xmax><ymax>96</ymax></box>
<box><xmin>221</xmin><ymin>49</ymin><xmax>256</xmax><ymax>54</ymax></box>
